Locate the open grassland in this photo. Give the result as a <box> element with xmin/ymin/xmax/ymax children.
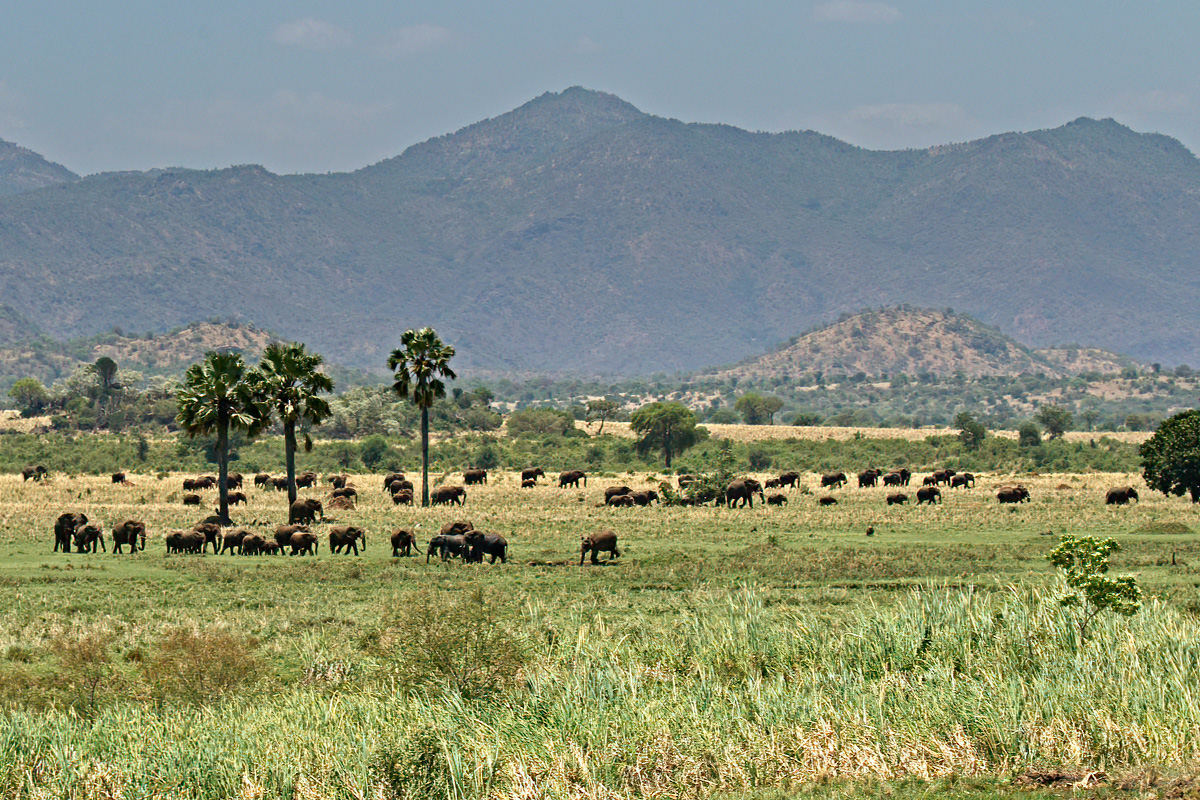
<box><xmin>0</xmin><ymin>470</ymin><xmax>1198</xmax><ymax>798</ymax></box>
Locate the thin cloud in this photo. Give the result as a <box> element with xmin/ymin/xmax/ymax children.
<box><xmin>800</xmin><ymin>102</ymin><xmax>984</xmax><ymax>150</ymax></box>
<box><xmin>1112</xmin><ymin>89</ymin><xmax>1191</xmax><ymax>115</ymax></box>
<box><xmin>373</xmin><ymin>24</ymin><xmax>456</xmax><ymax>58</ymax></box>
<box><xmin>571</xmin><ymin>36</ymin><xmax>602</xmax><ymax>55</ymax></box>
<box><xmin>272</xmin><ymin>18</ymin><xmax>353</xmax><ymax>51</ymax></box>
<box><xmin>812</xmin><ymin>1</ymin><xmax>902</xmax><ymax>24</ymax></box>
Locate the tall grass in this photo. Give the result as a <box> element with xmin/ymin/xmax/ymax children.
<box><xmin>0</xmin><ymin>584</ymin><xmax>1197</xmax><ymax>798</ymax></box>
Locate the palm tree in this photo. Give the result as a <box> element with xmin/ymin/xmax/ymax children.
<box><xmin>255</xmin><ymin>342</ymin><xmax>334</xmax><ymax>504</ymax></box>
<box><xmin>388</xmin><ymin>328</ymin><xmax>456</xmax><ymax>507</ymax></box>
<box><xmin>175</xmin><ymin>351</ymin><xmax>264</xmax><ymax>524</ymax></box>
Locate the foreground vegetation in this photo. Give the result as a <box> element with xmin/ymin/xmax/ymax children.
<box><xmin>0</xmin><ymin>467</ymin><xmax>1197</xmax><ymax>797</ymax></box>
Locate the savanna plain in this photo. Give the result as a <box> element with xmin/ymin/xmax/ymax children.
<box><xmin>1</xmin><ymin>460</ymin><xmax>1199</xmax><ymax>800</ymax></box>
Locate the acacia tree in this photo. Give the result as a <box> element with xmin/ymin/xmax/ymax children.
<box><xmin>1036</xmin><ymin>404</ymin><xmax>1073</xmax><ymax>439</ymax></box>
<box><xmin>1141</xmin><ymin>410</ymin><xmax>1200</xmax><ymax>502</ymax></box>
<box><xmin>735</xmin><ymin>393</ymin><xmax>784</xmax><ymax>425</ymax></box>
<box><xmin>630</xmin><ymin>402</ymin><xmax>702</xmax><ymax>468</ymax></box>
<box><xmin>586</xmin><ymin>399</ymin><xmax>620</xmax><ymax>435</ymax></box>
<box><xmin>176</xmin><ymin>351</ymin><xmax>264</xmax><ymax>524</ymax></box>
<box><xmin>954</xmin><ymin>411</ymin><xmax>987</xmax><ymax>450</ymax></box>
<box><xmin>388</xmin><ymin>328</ymin><xmax>456</xmax><ymax>507</ymax></box>
<box><xmin>255</xmin><ymin>342</ymin><xmax>334</xmax><ymax>504</ymax></box>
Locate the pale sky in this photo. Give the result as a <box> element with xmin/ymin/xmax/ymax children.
<box><xmin>2</xmin><ymin>1</ymin><xmax>1198</xmax><ymax>175</ymax></box>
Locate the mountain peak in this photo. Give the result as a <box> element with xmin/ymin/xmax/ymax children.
<box><xmin>0</xmin><ymin>139</ymin><xmax>79</xmax><ymax>197</ymax></box>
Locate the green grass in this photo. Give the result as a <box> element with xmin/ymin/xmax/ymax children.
<box><xmin>0</xmin><ymin>469</ymin><xmax>1198</xmax><ymax>798</ymax></box>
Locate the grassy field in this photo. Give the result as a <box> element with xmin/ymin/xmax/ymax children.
<box><xmin>0</xmin><ymin>468</ymin><xmax>1198</xmax><ymax>798</ymax></box>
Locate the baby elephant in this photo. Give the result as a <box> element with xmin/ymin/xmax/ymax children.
<box><xmin>465</xmin><ymin>531</ymin><xmax>507</xmax><ymax>564</ymax></box>
<box><xmin>886</xmin><ymin>492</ymin><xmax>909</xmax><ymax>506</ymax></box>
<box><xmin>391</xmin><ymin>529</ymin><xmax>417</xmax><ymax>557</ymax></box>
<box><xmin>818</xmin><ymin>495</ymin><xmax>838</xmax><ymax>506</ymax></box>
<box><xmin>581</xmin><ymin>530</ymin><xmax>620</xmax><ymax>565</ymax></box>
<box><xmin>766</xmin><ymin>494</ymin><xmax>787</xmax><ymax>506</ymax></box>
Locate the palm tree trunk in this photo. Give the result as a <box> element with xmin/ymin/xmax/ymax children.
<box><xmin>217</xmin><ymin>416</ymin><xmax>230</xmax><ymax>525</ymax></box>
<box><xmin>421</xmin><ymin>406</ymin><xmax>430</xmax><ymax>507</ymax></box>
<box><xmin>285</xmin><ymin>421</ymin><xmax>297</xmax><ymax>504</ymax></box>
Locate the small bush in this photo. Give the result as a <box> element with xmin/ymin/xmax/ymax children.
<box><xmin>371</xmin><ymin>721</ymin><xmax>457</xmax><ymax>800</ymax></box>
<box><xmin>141</xmin><ymin>628</ymin><xmax>263</xmax><ymax>705</ymax></box>
<box><xmin>746</xmin><ymin>446</ymin><xmax>773</xmax><ymax>470</ymax></box>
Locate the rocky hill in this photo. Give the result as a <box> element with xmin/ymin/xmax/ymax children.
<box><xmin>3</xmin><ymin>89</ymin><xmax>1200</xmax><ymax>373</ymax></box>
<box><xmin>0</xmin><ymin>140</ymin><xmax>78</xmax><ymax>197</ymax></box>
<box><xmin>716</xmin><ymin>308</ymin><xmax>1131</xmax><ymax>380</ymax></box>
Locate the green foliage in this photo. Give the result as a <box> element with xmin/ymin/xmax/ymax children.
<box><xmin>254</xmin><ymin>342</ymin><xmax>334</xmax><ymax>502</ymax></box>
<box><xmin>954</xmin><ymin>411</ymin><xmax>987</xmax><ymax>450</ymax></box>
<box><xmin>141</xmin><ymin>628</ymin><xmax>263</xmax><ymax>706</ymax></box>
<box><xmin>735</xmin><ymin>393</ymin><xmax>784</xmax><ymax>425</ymax></box>
<box><xmin>506</xmin><ymin>407</ymin><xmax>574</xmax><ymax>436</ymax></box>
<box><xmin>746</xmin><ymin>446</ymin><xmax>773</xmax><ymax>470</ymax></box>
<box><xmin>629</xmin><ymin>401</ymin><xmax>702</xmax><ymax>467</ymax></box>
<box><xmin>585</xmin><ymin>398</ymin><xmax>620</xmax><ymax>434</ymax></box>
<box><xmin>1035</xmin><ymin>404</ymin><xmax>1073</xmax><ymax>439</ymax></box>
<box><xmin>7</xmin><ymin>377</ymin><xmax>48</xmax><ymax>416</ymax></box>
<box><xmin>389</xmin><ymin>327</ymin><xmax>456</xmax><ymax>507</ymax></box>
<box><xmin>790</xmin><ymin>411</ymin><xmax>824</xmax><ymax>426</ymax></box>
<box><xmin>1047</xmin><ymin>535</ymin><xmax>1141</xmax><ymax>641</ymax></box>
<box><xmin>1017</xmin><ymin>421</ymin><xmax>1042</xmax><ymax>447</ymax></box>
<box><xmin>359</xmin><ymin>434</ymin><xmax>391</xmax><ymax>469</ymax></box>
<box><xmin>1141</xmin><ymin>409</ymin><xmax>1200</xmax><ymax>502</ymax></box>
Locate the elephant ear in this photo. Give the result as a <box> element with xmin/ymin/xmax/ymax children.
<box><xmin>304</xmin><ymin>434</ymin><xmax>313</xmax><ymax>453</ymax></box>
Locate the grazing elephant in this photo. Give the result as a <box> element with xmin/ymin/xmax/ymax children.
<box><xmin>392</xmin><ymin>489</ymin><xmax>414</xmax><ymax>506</ymax></box>
<box><xmin>463</xmin><ymin>469</ymin><xmax>488</xmax><ymax>486</ymax></box>
<box><xmin>183</xmin><ymin>494</ymin><xmax>201</xmax><ymax>506</ymax></box>
<box><xmin>558</xmin><ymin>470</ymin><xmax>587</xmax><ymax>488</ymax></box>
<box><xmin>1105</xmin><ymin>486</ymin><xmax>1139</xmax><ymax>505</ymax></box>
<box><xmin>192</xmin><ymin>522</ymin><xmax>221</xmax><ymax>553</ymax></box>
<box><xmin>997</xmin><ymin>486</ymin><xmax>1030</xmax><ymax>504</ymax></box>
<box><xmin>254</xmin><ymin>473</ymin><xmax>271</xmax><ymax>488</ymax></box>
<box><xmin>604</xmin><ymin>486</ymin><xmax>633</xmax><ymax>503</ymax></box>
<box><xmin>389</xmin><ymin>479</ymin><xmax>414</xmax><ymax>495</ymax></box>
<box><xmin>290</xmin><ymin>531</ymin><xmax>319</xmax><ymax>555</ymax></box>
<box><xmin>440</xmin><ymin>520</ymin><xmax>475</xmax><ymax>538</ymax></box>
<box><xmin>329</xmin><ymin>525</ymin><xmax>367</xmax><ymax>555</ymax></box>
<box><xmin>427</xmin><ymin>534</ymin><xmax>468</xmax><ymax>563</ymax></box>
<box><xmin>631</xmin><ymin>490</ymin><xmax>659</xmax><ymax>506</ymax></box>
<box><xmin>521</xmin><ymin>479</ymin><xmax>537</xmax><ymax>489</ymax></box>
<box><xmin>764</xmin><ymin>478</ymin><xmax>782</xmax><ymax>489</ymax></box>
<box><xmin>74</xmin><ymin>524</ymin><xmax>106</xmax><ymax>553</ymax></box>
<box><xmin>465</xmin><ymin>531</ymin><xmax>507</xmax><ymax>564</ymax></box>
<box><xmin>521</xmin><ymin>467</ymin><xmax>545</xmax><ymax>483</ymax></box>
<box><xmin>219</xmin><ymin>529</ymin><xmax>248</xmax><ymax>555</ymax></box>
<box><xmin>22</xmin><ymin>465</ymin><xmax>48</xmax><ymax>482</ymax></box>
<box><xmin>777</xmin><ymin>472</ymin><xmax>801</xmax><ymax>489</ymax></box>
<box><xmin>54</xmin><ymin>513</ymin><xmax>88</xmax><ymax>553</ymax></box>
<box><xmin>886</xmin><ymin>492</ymin><xmax>909</xmax><ymax>506</ymax></box>
<box><xmin>818</xmin><ymin>495</ymin><xmax>838</xmax><ymax>506</ymax></box>
<box><xmin>607</xmin><ymin>494</ymin><xmax>636</xmax><ymax>507</ymax></box>
<box><xmin>581</xmin><ymin>530</ymin><xmax>620</xmax><ymax>565</ymax></box>
<box><xmin>950</xmin><ymin>473</ymin><xmax>975</xmax><ymax>489</ymax></box>
<box><xmin>227</xmin><ymin>492</ymin><xmax>248</xmax><ymax>506</ymax></box>
<box><xmin>725</xmin><ymin>478</ymin><xmax>765</xmax><ymax>509</ymax></box>
<box><xmin>111</xmin><ymin>472</ymin><xmax>126</xmax><ymax>484</ymax></box>
<box><xmin>331</xmin><ymin>487</ymin><xmax>358</xmax><ymax>500</ymax></box>
<box><xmin>274</xmin><ymin>524</ymin><xmax>308</xmax><ymax>549</ymax></box>
<box><xmin>382</xmin><ymin>472</ymin><xmax>406</xmax><ymax>492</ymax></box>
<box><xmin>391</xmin><ymin>529</ymin><xmax>417</xmax><ymax>557</ymax></box>
<box><xmin>821</xmin><ymin>472</ymin><xmax>847</xmax><ymax>489</ymax></box>
<box><xmin>111</xmin><ymin>519</ymin><xmax>146</xmax><ymax>553</ymax></box>
<box><xmin>328</xmin><ymin>474</ymin><xmax>348</xmax><ymax>490</ymax></box>
<box><xmin>858</xmin><ymin>469</ymin><xmax>881</xmax><ymax>488</ymax></box>
<box><xmin>225</xmin><ymin>473</ymin><xmax>243</xmax><ymax>490</ymax></box>
<box><xmin>916</xmin><ymin>486</ymin><xmax>942</xmax><ymax>505</ymax></box>
<box><xmin>295</xmin><ymin>471</ymin><xmax>318</xmax><ymax>489</ymax></box>
<box><xmin>767</xmin><ymin>494</ymin><xmax>787</xmax><ymax>506</ymax></box>
<box><xmin>289</xmin><ymin>498</ymin><xmax>324</xmax><ymax>525</ymax></box>
<box><xmin>431</xmin><ymin>486</ymin><xmax>466</xmax><ymax>506</ymax></box>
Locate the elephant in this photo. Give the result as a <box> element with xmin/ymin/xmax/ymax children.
<box><xmin>331</xmin><ymin>487</ymin><xmax>357</xmax><ymax>500</ymax></box>
<box><xmin>391</xmin><ymin>529</ymin><xmax>417</xmax><ymax>557</ymax></box>
<box><xmin>382</xmin><ymin>472</ymin><xmax>406</xmax><ymax>492</ymax></box>
<box><xmin>431</xmin><ymin>486</ymin><xmax>466</xmax><ymax>506</ymax></box>
<box><xmin>820</xmin><ymin>472</ymin><xmax>847</xmax><ymax>489</ymax></box>
<box><xmin>227</xmin><ymin>492</ymin><xmax>248</xmax><ymax>506</ymax></box>
<box><xmin>54</xmin><ymin>512</ymin><xmax>88</xmax><ymax>553</ymax></box>
<box><xmin>882</xmin><ymin>471</ymin><xmax>906</xmax><ymax>487</ymax></box>
<box><xmin>111</xmin><ymin>519</ymin><xmax>146</xmax><ymax>553</ymax></box>
<box><xmin>168</xmin><ymin>530</ymin><xmax>205</xmax><ymax>554</ymax></box>
<box><xmin>950</xmin><ymin>473</ymin><xmax>975</xmax><ymax>489</ymax></box>
<box><xmin>767</xmin><ymin>494</ymin><xmax>787</xmax><ymax>506</ymax></box>
<box><xmin>922</xmin><ymin>475</ymin><xmax>939</xmax><ymax>486</ymax></box>
<box><xmin>182</xmin><ymin>494</ymin><xmax>201</xmax><ymax>506</ymax></box>
<box><xmin>295</xmin><ymin>471</ymin><xmax>318</xmax><ymax>489</ymax></box>
<box><xmin>607</xmin><ymin>494</ymin><xmax>635</xmax><ymax>507</ymax></box>
<box><xmin>111</xmin><ymin>472</ymin><xmax>126</xmax><ymax>484</ymax></box>
<box><xmin>463</xmin><ymin>469</ymin><xmax>488</xmax><ymax>485</ymax></box>
<box><xmin>389</xmin><ymin>479</ymin><xmax>414</xmax><ymax>495</ymax></box>
<box><xmin>858</xmin><ymin>469</ymin><xmax>881</xmax><ymax>488</ymax></box>
<box><xmin>192</xmin><ymin>522</ymin><xmax>222</xmax><ymax>553</ymax></box>
<box><xmin>581</xmin><ymin>530</ymin><xmax>620</xmax><ymax>565</ymax></box>
<box><xmin>329</xmin><ymin>525</ymin><xmax>367</xmax><ymax>555</ymax></box>
<box><xmin>631</xmin><ymin>490</ymin><xmax>659</xmax><ymax>506</ymax></box>
<box><xmin>274</xmin><ymin>524</ymin><xmax>309</xmax><ymax>549</ymax></box>
<box><xmin>725</xmin><ymin>478</ymin><xmax>765</xmax><ymax>508</ymax></box>
<box><xmin>290</xmin><ymin>531</ymin><xmax>319</xmax><ymax>555</ymax></box>
<box><xmin>521</xmin><ymin>467</ymin><xmax>545</xmax><ymax>483</ymax></box>
<box><xmin>916</xmin><ymin>486</ymin><xmax>942</xmax><ymax>505</ymax></box>
<box><xmin>260</xmin><ymin>541</ymin><xmax>282</xmax><ymax>555</ymax></box>
<box><xmin>74</xmin><ymin>524</ymin><xmax>106</xmax><ymax>553</ymax></box>
<box><xmin>254</xmin><ymin>473</ymin><xmax>272</xmax><ymax>488</ymax></box>
<box><xmin>426</xmin><ymin>534</ymin><xmax>468</xmax><ymax>563</ymax></box>
<box><xmin>241</xmin><ymin>533</ymin><xmax>267</xmax><ymax>555</ymax></box>
<box><xmin>521</xmin><ymin>479</ymin><xmax>537</xmax><ymax>489</ymax></box>
<box><xmin>886</xmin><ymin>492</ymin><xmax>909</xmax><ymax>506</ymax></box>
<box><xmin>604</xmin><ymin>486</ymin><xmax>633</xmax><ymax>503</ymax></box>
<box><xmin>271</xmin><ymin>477</ymin><xmax>289</xmax><ymax>492</ymax></box>
<box><xmin>932</xmin><ymin>469</ymin><xmax>957</xmax><ymax>486</ymax></box>
<box><xmin>558</xmin><ymin>470</ymin><xmax>587</xmax><ymax>488</ymax></box>
<box><xmin>219</xmin><ymin>529</ymin><xmax>248</xmax><ymax>555</ymax></box>
<box><xmin>392</xmin><ymin>489</ymin><xmax>414</xmax><ymax>506</ymax></box>
<box><xmin>22</xmin><ymin>465</ymin><xmax>48</xmax><ymax>482</ymax></box>
<box><xmin>328</xmin><ymin>474</ymin><xmax>348</xmax><ymax>489</ymax></box>
<box><xmin>465</xmin><ymin>531</ymin><xmax>507</xmax><ymax>564</ymax></box>
<box><xmin>764</xmin><ymin>478</ymin><xmax>782</xmax><ymax>489</ymax></box>
<box><xmin>439</xmin><ymin>520</ymin><xmax>474</xmax><ymax>538</ymax></box>
<box><xmin>226</xmin><ymin>473</ymin><xmax>243</xmax><ymax>489</ymax></box>
<box><xmin>289</xmin><ymin>498</ymin><xmax>324</xmax><ymax>525</ymax></box>
<box><xmin>777</xmin><ymin>472</ymin><xmax>801</xmax><ymax>489</ymax></box>
<box><xmin>818</xmin><ymin>495</ymin><xmax>838</xmax><ymax>506</ymax></box>
<box><xmin>1106</xmin><ymin>486</ymin><xmax>1140</xmax><ymax>505</ymax></box>
<box><xmin>997</xmin><ymin>486</ymin><xmax>1030</xmax><ymax>504</ymax></box>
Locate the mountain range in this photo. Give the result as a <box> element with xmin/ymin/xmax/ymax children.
<box><xmin>2</xmin><ymin>87</ymin><xmax>1199</xmax><ymax>374</ymax></box>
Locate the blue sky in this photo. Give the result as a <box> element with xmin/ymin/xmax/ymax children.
<box><xmin>2</xmin><ymin>2</ymin><xmax>1197</xmax><ymax>175</ymax></box>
